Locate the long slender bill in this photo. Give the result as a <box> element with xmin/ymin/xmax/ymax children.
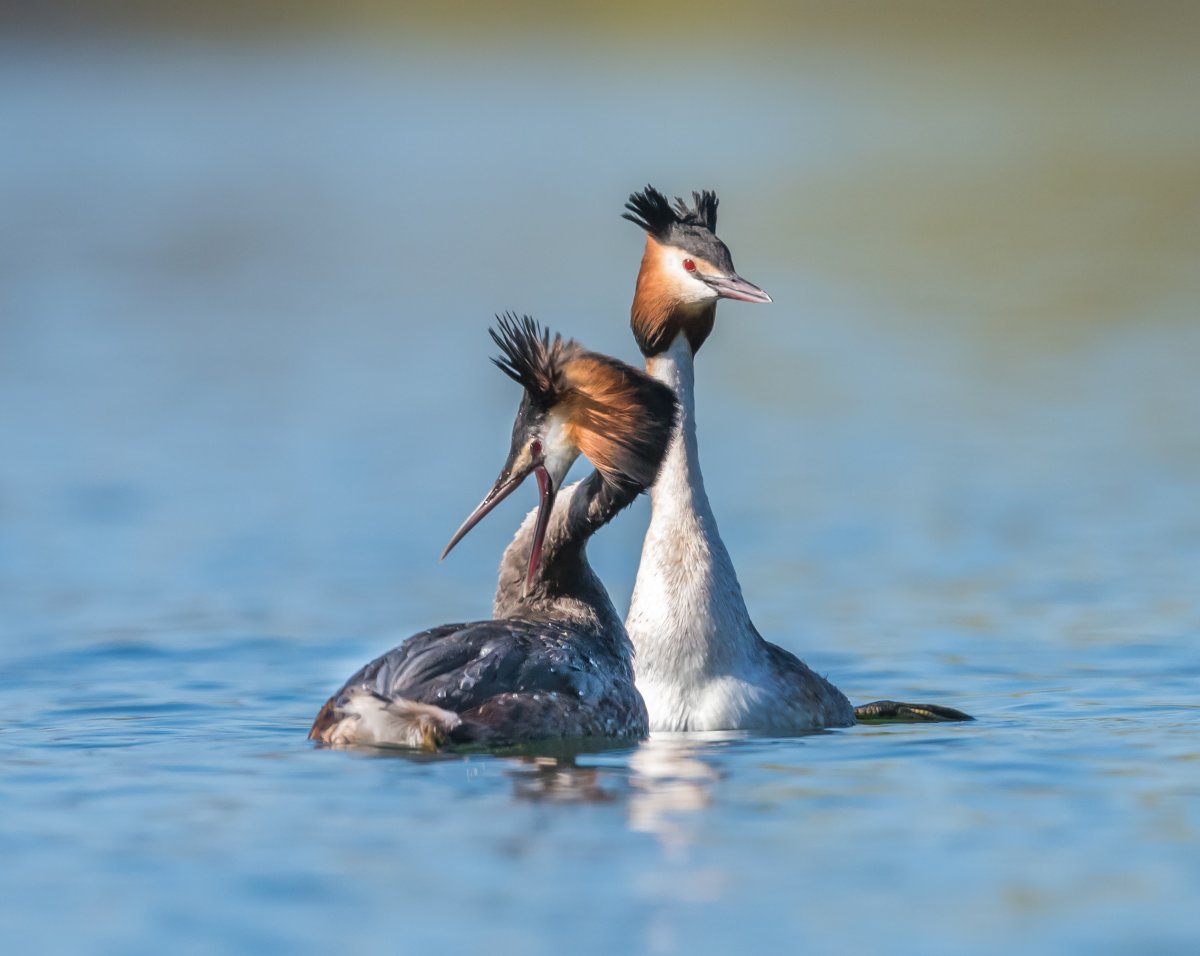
<box><xmin>703</xmin><ymin>273</ymin><xmax>772</xmax><ymax>303</ymax></box>
<box><xmin>440</xmin><ymin>464</ymin><xmax>533</xmax><ymax>561</ymax></box>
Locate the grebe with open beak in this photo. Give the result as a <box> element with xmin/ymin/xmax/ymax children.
<box><xmin>310</xmin><ymin>314</ymin><xmax>678</xmax><ymax>749</ymax></box>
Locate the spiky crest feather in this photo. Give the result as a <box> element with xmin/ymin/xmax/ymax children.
<box><xmin>487</xmin><ymin>314</ymin><xmax>676</xmax><ymax>491</ymax></box>
<box><xmin>489</xmin><ymin>313</ymin><xmax>575</xmax><ymax>408</ymax></box>
<box><xmin>622</xmin><ymin>185</ymin><xmax>719</xmax><ymax>238</ymax></box>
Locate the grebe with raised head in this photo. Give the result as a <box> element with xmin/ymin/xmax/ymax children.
<box><xmin>622</xmin><ymin>186</ymin><xmax>971</xmax><ymax>731</ymax></box>
<box><xmin>310</xmin><ymin>314</ymin><xmax>678</xmax><ymax>749</ymax></box>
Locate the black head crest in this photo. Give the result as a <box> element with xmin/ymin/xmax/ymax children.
<box><xmin>622</xmin><ymin>186</ymin><xmax>676</xmax><ymax>239</ymax></box>
<box><xmin>489</xmin><ymin>313</ymin><xmax>572</xmax><ymax>407</ymax></box>
<box><xmin>623</xmin><ymin>185</ymin><xmax>719</xmax><ymax>240</ymax></box>
<box><xmin>674</xmin><ymin>190</ymin><xmax>718</xmax><ymax>231</ymax></box>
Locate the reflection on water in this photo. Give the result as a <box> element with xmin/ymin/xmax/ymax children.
<box><xmin>628</xmin><ymin>735</ymin><xmax>723</xmax><ymax>854</ymax></box>
<box><xmin>501</xmin><ymin>736</ymin><xmax>728</xmax><ymax>851</ymax></box>
<box><xmin>2</xmin><ymin>14</ymin><xmax>1199</xmax><ymax>956</ymax></box>
<box><xmin>508</xmin><ymin>757</ymin><xmax>624</xmax><ymax>805</ymax></box>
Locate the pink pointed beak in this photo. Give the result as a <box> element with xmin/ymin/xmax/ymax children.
<box><xmin>702</xmin><ymin>272</ymin><xmax>772</xmax><ymax>303</ymax></box>
<box><xmin>441</xmin><ymin>459</ymin><xmax>556</xmax><ymax>597</ymax></box>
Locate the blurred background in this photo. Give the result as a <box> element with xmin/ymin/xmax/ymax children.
<box><xmin>2</xmin><ymin>3</ymin><xmax>1198</xmax><ymax>954</ymax></box>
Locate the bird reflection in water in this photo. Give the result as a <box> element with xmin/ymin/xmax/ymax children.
<box><xmin>506</xmin><ymin>756</ymin><xmax>623</xmax><ymax>805</ymax></box>
<box><xmin>500</xmin><ymin>734</ymin><xmax>746</xmax><ymax>856</ymax></box>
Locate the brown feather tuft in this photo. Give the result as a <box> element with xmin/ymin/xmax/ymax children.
<box><xmin>560</xmin><ymin>355</ymin><xmax>678</xmax><ymax>490</ymax></box>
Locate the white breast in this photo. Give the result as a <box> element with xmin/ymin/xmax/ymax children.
<box><xmin>625</xmin><ymin>335</ymin><xmax>854</xmax><ymax>732</ymax></box>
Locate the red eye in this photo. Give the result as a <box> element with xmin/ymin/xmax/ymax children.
<box><xmin>682</xmin><ymin>258</ymin><xmax>696</xmax><ymax>272</ymax></box>
<box><xmin>530</xmin><ymin>439</ymin><xmax>543</xmax><ymax>458</ymax></box>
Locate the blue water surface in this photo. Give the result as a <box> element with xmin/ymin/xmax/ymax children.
<box><xmin>2</xmin><ymin>27</ymin><xmax>1199</xmax><ymax>955</ymax></box>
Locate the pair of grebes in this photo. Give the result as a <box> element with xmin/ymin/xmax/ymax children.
<box><xmin>310</xmin><ymin>186</ymin><xmax>971</xmax><ymax>749</ymax></box>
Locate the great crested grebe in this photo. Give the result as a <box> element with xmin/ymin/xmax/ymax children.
<box><xmin>310</xmin><ymin>314</ymin><xmax>678</xmax><ymax>750</ymax></box>
<box><xmin>622</xmin><ymin>186</ymin><xmax>971</xmax><ymax>731</ymax></box>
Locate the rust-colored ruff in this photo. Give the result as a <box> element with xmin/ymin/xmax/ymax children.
<box><xmin>630</xmin><ymin>237</ymin><xmax>716</xmax><ymax>356</ymax></box>
<box><xmin>558</xmin><ymin>353</ymin><xmax>676</xmax><ymax>489</ymax></box>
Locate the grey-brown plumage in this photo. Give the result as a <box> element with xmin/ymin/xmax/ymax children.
<box><xmin>312</xmin><ymin>618</ymin><xmax>645</xmax><ymax>748</ymax></box>
<box><xmin>309</xmin><ymin>317</ymin><xmax>677</xmax><ymax>750</ymax></box>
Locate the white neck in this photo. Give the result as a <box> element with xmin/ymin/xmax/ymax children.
<box><xmin>626</xmin><ymin>333</ymin><xmax>767</xmax><ymax>729</ymax></box>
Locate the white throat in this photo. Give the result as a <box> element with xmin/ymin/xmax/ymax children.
<box><xmin>626</xmin><ymin>333</ymin><xmax>766</xmax><ymax>730</ymax></box>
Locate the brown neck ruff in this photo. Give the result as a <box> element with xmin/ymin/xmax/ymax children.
<box><xmin>630</xmin><ymin>239</ymin><xmax>716</xmax><ymax>357</ymax></box>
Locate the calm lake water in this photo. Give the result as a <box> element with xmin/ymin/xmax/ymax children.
<box><xmin>2</xmin><ymin>18</ymin><xmax>1199</xmax><ymax>954</ymax></box>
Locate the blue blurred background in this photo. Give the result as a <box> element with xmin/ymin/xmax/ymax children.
<box><xmin>2</xmin><ymin>3</ymin><xmax>1198</xmax><ymax>954</ymax></box>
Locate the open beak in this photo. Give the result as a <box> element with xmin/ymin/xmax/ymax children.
<box><xmin>702</xmin><ymin>272</ymin><xmax>772</xmax><ymax>304</ymax></box>
<box><xmin>440</xmin><ymin>457</ymin><xmax>557</xmax><ymax>596</ymax></box>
